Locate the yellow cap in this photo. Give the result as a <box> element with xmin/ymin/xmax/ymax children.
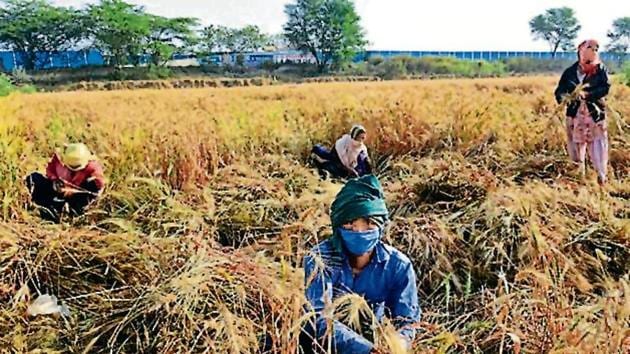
<box><xmin>62</xmin><ymin>143</ymin><xmax>93</xmax><ymax>171</ymax></box>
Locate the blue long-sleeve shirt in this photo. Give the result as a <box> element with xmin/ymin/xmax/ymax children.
<box><xmin>304</xmin><ymin>239</ymin><xmax>421</xmax><ymax>354</ymax></box>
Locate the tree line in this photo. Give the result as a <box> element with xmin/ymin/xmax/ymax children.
<box><xmin>0</xmin><ymin>0</ymin><xmax>627</xmax><ymax>72</ymax></box>
<box><xmin>529</xmin><ymin>7</ymin><xmax>629</xmax><ymax>58</ymax></box>
<box><xmin>0</xmin><ymin>0</ymin><xmax>366</xmax><ymax>71</ymax></box>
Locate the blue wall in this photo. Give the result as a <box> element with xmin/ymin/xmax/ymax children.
<box><xmin>0</xmin><ymin>50</ymin><xmax>105</xmax><ymax>71</ymax></box>
<box><xmin>357</xmin><ymin>50</ymin><xmax>625</xmax><ymax>63</ymax></box>
<box><xmin>0</xmin><ymin>49</ymin><xmax>626</xmax><ymax>71</ymax></box>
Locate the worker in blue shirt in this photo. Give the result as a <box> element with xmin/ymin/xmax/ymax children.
<box><xmin>301</xmin><ymin>175</ymin><xmax>420</xmax><ymax>354</ymax></box>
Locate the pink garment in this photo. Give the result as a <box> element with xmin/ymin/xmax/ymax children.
<box><xmin>334</xmin><ymin>134</ymin><xmax>368</xmax><ymax>170</ymax></box>
<box><xmin>565</xmin><ymin>103</ymin><xmax>608</xmax><ymax>183</ymax></box>
<box><xmin>577</xmin><ymin>39</ymin><xmax>600</xmax><ymax>77</ymax></box>
<box><xmin>45</xmin><ymin>153</ymin><xmax>105</xmax><ymax>189</ymax></box>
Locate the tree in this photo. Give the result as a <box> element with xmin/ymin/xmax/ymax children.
<box><xmin>199</xmin><ymin>24</ymin><xmax>269</xmax><ymax>67</ymax></box>
<box><xmin>230</xmin><ymin>25</ymin><xmax>269</xmax><ymax>53</ymax></box>
<box><xmin>283</xmin><ymin>0</ymin><xmax>366</xmax><ymax>71</ymax></box>
<box><xmin>199</xmin><ymin>25</ymin><xmax>230</xmax><ymax>54</ymax></box>
<box><xmin>145</xmin><ymin>15</ymin><xmax>199</xmax><ymax>66</ymax></box>
<box><xmin>607</xmin><ymin>17</ymin><xmax>630</xmax><ymax>54</ymax></box>
<box><xmin>200</xmin><ymin>25</ymin><xmax>268</xmax><ymax>54</ymax></box>
<box><xmin>87</xmin><ymin>0</ymin><xmax>199</xmax><ymax>67</ymax></box>
<box><xmin>86</xmin><ymin>0</ymin><xmax>152</xmax><ymax>67</ymax></box>
<box><xmin>529</xmin><ymin>7</ymin><xmax>581</xmax><ymax>58</ymax></box>
<box><xmin>0</xmin><ymin>0</ymin><xmax>86</xmax><ymax>70</ymax></box>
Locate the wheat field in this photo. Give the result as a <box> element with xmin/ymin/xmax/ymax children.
<box><xmin>0</xmin><ymin>77</ymin><xmax>629</xmax><ymax>353</ymax></box>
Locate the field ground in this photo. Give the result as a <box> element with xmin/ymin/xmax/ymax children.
<box><xmin>0</xmin><ymin>77</ymin><xmax>629</xmax><ymax>353</ymax></box>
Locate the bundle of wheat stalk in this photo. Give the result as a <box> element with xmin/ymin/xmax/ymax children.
<box><xmin>0</xmin><ymin>223</ymin><xmax>308</xmax><ymax>353</ymax></box>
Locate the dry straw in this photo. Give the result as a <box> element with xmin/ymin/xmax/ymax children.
<box><xmin>0</xmin><ymin>77</ymin><xmax>628</xmax><ymax>353</ymax></box>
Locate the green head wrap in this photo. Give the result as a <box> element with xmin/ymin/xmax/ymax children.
<box><xmin>329</xmin><ymin>175</ymin><xmax>389</xmax><ymax>249</ymax></box>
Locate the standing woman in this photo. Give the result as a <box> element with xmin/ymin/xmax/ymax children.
<box><xmin>554</xmin><ymin>39</ymin><xmax>611</xmax><ymax>185</ymax></box>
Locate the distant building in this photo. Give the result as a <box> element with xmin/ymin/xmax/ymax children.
<box><xmin>0</xmin><ymin>49</ymin><xmax>626</xmax><ymax>72</ymax></box>
<box><xmin>202</xmin><ymin>50</ymin><xmax>316</xmax><ymax>67</ymax></box>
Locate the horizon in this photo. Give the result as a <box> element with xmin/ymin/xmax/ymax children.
<box><xmin>50</xmin><ymin>0</ymin><xmax>630</xmax><ymax>52</ymax></box>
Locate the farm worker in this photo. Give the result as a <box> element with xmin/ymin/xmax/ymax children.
<box><xmin>554</xmin><ymin>39</ymin><xmax>611</xmax><ymax>185</ymax></box>
<box><xmin>301</xmin><ymin>175</ymin><xmax>420</xmax><ymax>354</ymax></box>
<box><xmin>25</xmin><ymin>143</ymin><xmax>105</xmax><ymax>223</ymax></box>
<box><xmin>311</xmin><ymin>124</ymin><xmax>372</xmax><ymax>179</ymax></box>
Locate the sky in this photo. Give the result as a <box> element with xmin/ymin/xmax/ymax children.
<box><xmin>52</xmin><ymin>0</ymin><xmax>630</xmax><ymax>51</ymax></box>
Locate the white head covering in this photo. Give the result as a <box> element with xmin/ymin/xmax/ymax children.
<box><xmin>335</xmin><ymin>125</ymin><xmax>368</xmax><ymax>169</ymax></box>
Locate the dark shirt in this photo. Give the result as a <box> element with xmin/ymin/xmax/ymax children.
<box><xmin>554</xmin><ymin>62</ymin><xmax>610</xmax><ymax>122</ymax></box>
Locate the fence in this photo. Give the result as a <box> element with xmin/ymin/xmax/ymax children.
<box><xmin>0</xmin><ymin>49</ymin><xmax>627</xmax><ymax>72</ymax></box>
<box><xmin>358</xmin><ymin>50</ymin><xmax>626</xmax><ymax>62</ymax></box>
<box><xmin>0</xmin><ymin>50</ymin><xmax>104</xmax><ymax>71</ymax></box>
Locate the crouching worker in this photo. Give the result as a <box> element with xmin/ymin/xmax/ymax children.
<box><xmin>301</xmin><ymin>175</ymin><xmax>420</xmax><ymax>354</ymax></box>
<box><xmin>311</xmin><ymin>125</ymin><xmax>372</xmax><ymax>179</ymax></box>
<box><xmin>25</xmin><ymin>143</ymin><xmax>105</xmax><ymax>223</ymax></box>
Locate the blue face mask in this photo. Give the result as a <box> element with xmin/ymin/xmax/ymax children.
<box><xmin>338</xmin><ymin>227</ymin><xmax>381</xmax><ymax>256</ymax></box>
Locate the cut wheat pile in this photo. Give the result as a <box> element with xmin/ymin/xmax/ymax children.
<box><xmin>0</xmin><ymin>77</ymin><xmax>628</xmax><ymax>353</ymax></box>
